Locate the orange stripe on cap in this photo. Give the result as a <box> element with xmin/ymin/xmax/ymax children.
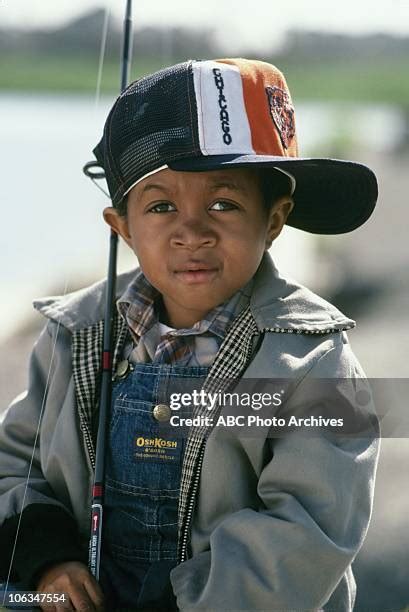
<box><xmin>215</xmin><ymin>58</ymin><xmax>298</xmax><ymax>157</ymax></box>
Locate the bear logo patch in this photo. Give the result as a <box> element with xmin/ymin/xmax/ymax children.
<box><xmin>266</xmin><ymin>86</ymin><xmax>295</xmax><ymax>149</ymax></box>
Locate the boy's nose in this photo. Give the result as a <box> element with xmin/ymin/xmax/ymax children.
<box><xmin>170</xmin><ymin>218</ymin><xmax>217</xmax><ymax>250</ymax></box>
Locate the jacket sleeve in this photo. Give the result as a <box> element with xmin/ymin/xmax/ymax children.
<box><xmin>170</xmin><ymin>334</ymin><xmax>380</xmax><ymax>610</ymax></box>
<box><xmin>0</xmin><ymin>322</ymin><xmax>87</xmax><ymax>588</ymax></box>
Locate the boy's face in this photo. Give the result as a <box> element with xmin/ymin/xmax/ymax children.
<box><xmin>104</xmin><ymin>168</ymin><xmax>293</xmax><ymax>328</ymax></box>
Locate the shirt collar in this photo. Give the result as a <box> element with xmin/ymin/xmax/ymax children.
<box><xmin>117</xmin><ymin>269</ymin><xmax>253</xmax><ymax>344</ymax></box>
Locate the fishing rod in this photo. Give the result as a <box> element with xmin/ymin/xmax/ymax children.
<box><xmin>87</xmin><ymin>0</ymin><xmax>133</xmax><ymax>580</ymax></box>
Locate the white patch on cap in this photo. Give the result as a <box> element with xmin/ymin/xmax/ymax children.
<box><xmin>192</xmin><ymin>60</ymin><xmax>255</xmax><ymax>156</ymax></box>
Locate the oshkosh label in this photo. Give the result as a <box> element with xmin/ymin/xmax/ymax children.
<box><xmin>134</xmin><ymin>435</ymin><xmax>179</xmax><ymax>461</ymax></box>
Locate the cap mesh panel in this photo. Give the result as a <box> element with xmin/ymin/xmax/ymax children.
<box><xmin>100</xmin><ymin>61</ymin><xmax>200</xmax><ymax>205</ymax></box>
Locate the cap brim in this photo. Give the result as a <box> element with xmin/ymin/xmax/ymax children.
<box><xmin>168</xmin><ymin>154</ymin><xmax>378</xmax><ymax>235</ymax></box>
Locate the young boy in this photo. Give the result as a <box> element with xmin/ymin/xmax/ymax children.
<box><xmin>0</xmin><ymin>59</ymin><xmax>379</xmax><ymax>611</ymax></box>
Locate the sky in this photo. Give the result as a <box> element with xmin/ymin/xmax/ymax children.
<box><xmin>1</xmin><ymin>0</ymin><xmax>409</xmax><ymax>52</ymax></box>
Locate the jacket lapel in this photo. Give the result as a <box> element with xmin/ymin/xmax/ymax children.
<box><xmin>71</xmin><ymin>314</ymin><xmax>128</xmax><ymax>469</ymax></box>
<box><xmin>178</xmin><ymin>306</ymin><xmax>259</xmax><ymax>560</ymax></box>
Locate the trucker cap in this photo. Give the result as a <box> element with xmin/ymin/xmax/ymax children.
<box><xmin>88</xmin><ymin>58</ymin><xmax>378</xmax><ymax>234</ymax></box>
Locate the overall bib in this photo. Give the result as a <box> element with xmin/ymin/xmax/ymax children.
<box><xmin>100</xmin><ymin>362</ymin><xmax>209</xmax><ymax>611</ymax></box>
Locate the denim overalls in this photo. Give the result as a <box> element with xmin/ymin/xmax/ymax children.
<box><xmin>100</xmin><ymin>361</ymin><xmax>209</xmax><ymax>611</ymax></box>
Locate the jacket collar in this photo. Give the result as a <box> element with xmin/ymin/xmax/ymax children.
<box><xmin>33</xmin><ymin>253</ymin><xmax>354</xmax><ymax>334</ymax></box>
<box><xmin>250</xmin><ymin>254</ymin><xmax>355</xmax><ymax>333</ymax></box>
<box><xmin>33</xmin><ymin>269</ymin><xmax>137</xmax><ymax>331</ymax></box>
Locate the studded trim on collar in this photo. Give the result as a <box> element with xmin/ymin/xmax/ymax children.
<box><xmin>262</xmin><ymin>324</ymin><xmax>355</xmax><ymax>335</ymax></box>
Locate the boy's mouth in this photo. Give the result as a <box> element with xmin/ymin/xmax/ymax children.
<box><xmin>174</xmin><ymin>261</ymin><xmax>219</xmax><ymax>284</ymax></box>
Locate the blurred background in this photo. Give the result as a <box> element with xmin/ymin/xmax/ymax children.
<box><xmin>0</xmin><ymin>1</ymin><xmax>408</xmax><ymax>609</ymax></box>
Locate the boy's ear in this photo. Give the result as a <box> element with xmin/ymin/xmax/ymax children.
<box><xmin>265</xmin><ymin>197</ymin><xmax>295</xmax><ymax>249</ymax></box>
<box><xmin>103</xmin><ymin>207</ymin><xmax>132</xmax><ymax>246</ymax></box>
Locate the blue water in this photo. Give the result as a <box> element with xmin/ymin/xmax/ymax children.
<box><xmin>0</xmin><ymin>93</ymin><xmax>402</xmax><ymax>339</ymax></box>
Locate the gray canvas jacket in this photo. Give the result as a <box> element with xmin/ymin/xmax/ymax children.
<box><xmin>0</xmin><ymin>254</ymin><xmax>379</xmax><ymax>611</ymax></box>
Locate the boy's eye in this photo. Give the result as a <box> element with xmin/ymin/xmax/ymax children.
<box><xmin>210</xmin><ymin>200</ymin><xmax>238</xmax><ymax>211</ymax></box>
<box><xmin>147</xmin><ymin>202</ymin><xmax>175</xmax><ymax>213</ymax></box>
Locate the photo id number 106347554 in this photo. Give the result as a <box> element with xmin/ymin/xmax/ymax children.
<box><xmin>1</xmin><ymin>591</ymin><xmax>68</xmax><ymax>606</ymax></box>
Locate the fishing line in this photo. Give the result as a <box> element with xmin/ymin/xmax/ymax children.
<box><xmin>2</xmin><ymin>278</ymin><xmax>69</xmax><ymax>604</ymax></box>
<box><xmin>3</xmin><ymin>5</ymin><xmax>112</xmax><ymax>600</ymax></box>
<box><xmin>95</xmin><ymin>6</ymin><xmax>110</xmax><ymax>109</ymax></box>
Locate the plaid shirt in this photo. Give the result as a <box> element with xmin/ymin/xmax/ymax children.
<box><xmin>117</xmin><ymin>270</ymin><xmax>253</xmax><ymax>366</ymax></box>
